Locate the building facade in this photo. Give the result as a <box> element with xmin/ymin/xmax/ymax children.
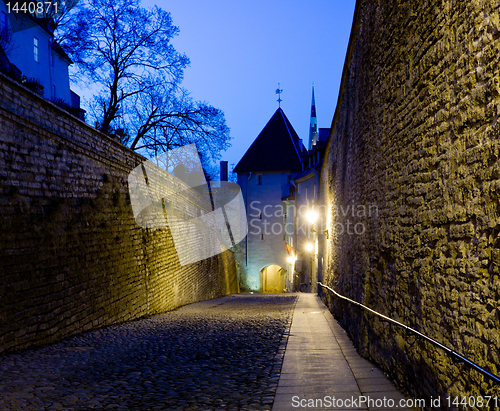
<box><xmin>0</xmin><ymin>4</ymin><xmax>81</xmax><ymax>113</ymax></box>
<box><xmin>234</xmin><ymin>108</ymin><xmax>306</xmax><ymax>292</ymax></box>
<box><xmin>284</xmin><ymin>136</ymin><xmax>329</xmax><ymax>293</ymax></box>
<box><xmin>234</xmin><ymin>88</ymin><xmax>330</xmax><ymax>293</ymax></box>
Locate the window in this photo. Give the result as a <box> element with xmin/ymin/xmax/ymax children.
<box><xmin>34</xmin><ymin>37</ymin><xmax>39</xmax><ymax>62</ymax></box>
<box><xmin>52</xmin><ymin>85</ymin><xmax>56</xmax><ymax>98</ymax></box>
<box><xmin>257</xmin><ymin>174</ymin><xmax>262</xmax><ymax>185</ymax></box>
<box><xmin>50</xmin><ymin>53</ymin><xmax>54</xmax><ymax>67</ymax></box>
<box><xmin>260</xmin><ymin>234</ymin><xmax>264</xmax><ymax>240</ymax></box>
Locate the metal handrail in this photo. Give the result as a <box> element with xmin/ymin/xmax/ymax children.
<box><xmin>317</xmin><ymin>282</ymin><xmax>500</xmax><ymax>385</ymax></box>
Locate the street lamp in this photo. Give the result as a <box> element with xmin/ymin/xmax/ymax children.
<box><xmin>307</xmin><ymin>208</ymin><xmax>328</xmax><ymax>239</ymax></box>
<box><xmin>306</xmin><ymin>210</ymin><xmax>318</xmax><ymax>224</ymax></box>
<box><xmin>306</xmin><ymin>207</ymin><xmax>326</xmax><ymax>295</ymax></box>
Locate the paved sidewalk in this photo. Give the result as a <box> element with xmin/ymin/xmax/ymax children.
<box><xmin>272</xmin><ymin>293</ymin><xmax>413</xmax><ymax>411</ymax></box>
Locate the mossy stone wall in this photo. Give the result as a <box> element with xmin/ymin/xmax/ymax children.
<box><xmin>0</xmin><ymin>73</ymin><xmax>238</xmax><ymax>354</ymax></box>
<box><xmin>319</xmin><ymin>0</ymin><xmax>500</xmax><ymax>404</ymax></box>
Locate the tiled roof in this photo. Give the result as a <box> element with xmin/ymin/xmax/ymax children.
<box><xmin>234</xmin><ymin>108</ymin><xmax>304</xmax><ymax>173</ymax></box>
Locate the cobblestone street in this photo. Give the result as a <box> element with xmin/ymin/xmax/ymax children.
<box><xmin>0</xmin><ymin>294</ymin><xmax>297</xmax><ymax>411</ymax></box>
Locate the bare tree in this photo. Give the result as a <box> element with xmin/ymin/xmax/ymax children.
<box><xmin>64</xmin><ymin>0</ymin><xmax>188</xmax><ymax>133</ymax></box>
<box><xmin>56</xmin><ymin>0</ymin><xmax>230</xmax><ymax>173</ymax></box>
<box><xmin>47</xmin><ymin>0</ymin><xmax>80</xmax><ymax>42</ymax></box>
<box><xmin>0</xmin><ymin>16</ymin><xmax>14</xmax><ymax>55</ymax></box>
<box><xmin>123</xmin><ymin>81</ymin><xmax>230</xmax><ymax>163</ymax></box>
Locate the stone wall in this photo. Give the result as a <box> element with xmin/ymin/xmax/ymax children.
<box><xmin>319</xmin><ymin>0</ymin><xmax>500</xmax><ymax>405</ymax></box>
<box><xmin>0</xmin><ymin>72</ymin><xmax>238</xmax><ymax>355</ymax></box>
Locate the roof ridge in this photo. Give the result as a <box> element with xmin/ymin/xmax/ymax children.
<box><xmin>279</xmin><ymin>108</ymin><xmax>301</xmax><ymax>159</ymax></box>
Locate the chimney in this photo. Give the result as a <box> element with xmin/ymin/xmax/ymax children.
<box><xmin>220</xmin><ymin>161</ymin><xmax>228</xmax><ymax>181</ymax></box>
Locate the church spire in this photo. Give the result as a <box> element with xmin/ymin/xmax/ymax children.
<box><xmin>309</xmin><ymin>84</ymin><xmax>318</xmax><ymax>149</ymax></box>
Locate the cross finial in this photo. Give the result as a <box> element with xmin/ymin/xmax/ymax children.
<box><xmin>275</xmin><ymin>83</ymin><xmax>283</xmax><ymax>107</ymax></box>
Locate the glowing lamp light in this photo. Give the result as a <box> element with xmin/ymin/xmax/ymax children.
<box><xmin>287</xmin><ymin>256</ymin><xmax>296</xmax><ymax>264</ymax></box>
<box><xmin>305</xmin><ymin>242</ymin><xmax>314</xmax><ymax>252</ymax></box>
<box><xmin>306</xmin><ymin>210</ymin><xmax>318</xmax><ymax>224</ymax></box>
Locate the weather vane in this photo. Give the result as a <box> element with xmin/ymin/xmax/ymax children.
<box><xmin>276</xmin><ymin>83</ymin><xmax>283</xmax><ymax>107</ymax></box>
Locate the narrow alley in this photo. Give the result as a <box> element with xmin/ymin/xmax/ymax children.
<box><xmin>0</xmin><ymin>294</ymin><xmax>411</xmax><ymax>411</ymax></box>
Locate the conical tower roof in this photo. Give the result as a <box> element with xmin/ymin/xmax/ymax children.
<box><xmin>309</xmin><ymin>85</ymin><xmax>318</xmax><ymax>149</ymax></box>
<box><xmin>234</xmin><ymin>108</ymin><xmax>304</xmax><ymax>173</ymax></box>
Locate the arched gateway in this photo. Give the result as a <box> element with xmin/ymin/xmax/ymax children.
<box><xmin>260</xmin><ymin>264</ymin><xmax>285</xmax><ymax>293</ymax></box>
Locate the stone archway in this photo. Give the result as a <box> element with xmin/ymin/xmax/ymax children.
<box><xmin>260</xmin><ymin>264</ymin><xmax>285</xmax><ymax>293</ymax></box>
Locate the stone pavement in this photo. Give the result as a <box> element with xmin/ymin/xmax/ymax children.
<box><xmin>0</xmin><ymin>294</ymin><xmax>296</xmax><ymax>411</ymax></box>
<box><xmin>272</xmin><ymin>293</ymin><xmax>413</xmax><ymax>411</ymax></box>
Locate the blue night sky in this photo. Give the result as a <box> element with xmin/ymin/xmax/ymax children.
<box><xmin>75</xmin><ymin>0</ymin><xmax>357</xmax><ymax>174</ymax></box>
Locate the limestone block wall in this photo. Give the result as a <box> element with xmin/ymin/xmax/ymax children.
<box><xmin>0</xmin><ymin>73</ymin><xmax>238</xmax><ymax>354</ymax></box>
<box><xmin>319</xmin><ymin>0</ymin><xmax>500</xmax><ymax>404</ymax></box>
